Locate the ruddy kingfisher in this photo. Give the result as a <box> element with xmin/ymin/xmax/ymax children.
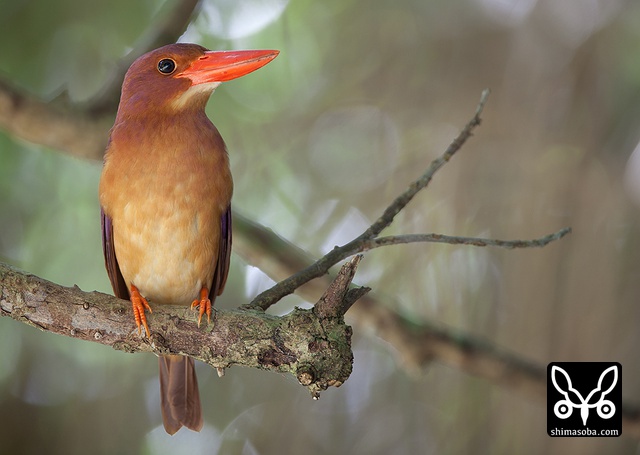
<box><xmin>99</xmin><ymin>43</ymin><xmax>278</xmax><ymax>434</ymax></box>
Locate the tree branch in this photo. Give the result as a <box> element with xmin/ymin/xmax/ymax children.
<box><xmin>0</xmin><ymin>259</ymin><xmax>364</xmax><ymax>399</ymax></box>
<box><xmin>86</xmin><ymin>0</ymin><xmax>202</xmax><ymax>115</ymax></box>
<box><xmin>249</xmin><ymin>90</ymin><xmax>568</xmax><ymax>312</ymax></box>
<box><xmin>360</xmin><ymin>88</ymin><xmax>490</xmax><ymax>240</ymax></box>
<box><xmin>365</xmin><ymin>228</ymin><xmax>572</xmax><ymax>250</ymax></box>
<box><xmin>314</xmin><ymin>255</ymin><xmax>370</xmax><ymax>319</ymax></box>
<box><xmin>0</xmin><ymin>78</ymin><xmax>107</xmax><ymax>158</ymax></box>
<box><xmin>0</xmin><ymin>0</ymin><xmax>203</xmax><ymax>156</ymax></box>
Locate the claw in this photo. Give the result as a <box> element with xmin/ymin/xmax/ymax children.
<box><xmin>190</xmin><ymin>287</ymin><xmax>211</xmax><ymax>327</ymax></box>
<box><xmin>130</xmin><ymin>284</ymin><xmax>152</xmax><ymax>337</ymax></box>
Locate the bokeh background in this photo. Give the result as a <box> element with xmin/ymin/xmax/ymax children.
<box><xmin>1</xmin><ymin>0</ymin><xmax>640</xmax><ymax>453</ymax></box>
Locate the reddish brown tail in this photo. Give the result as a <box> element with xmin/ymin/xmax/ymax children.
<box><xmin>158</xmin><ymin>355</ymin><xmax>203</xmax><ymax>434</ymax></box>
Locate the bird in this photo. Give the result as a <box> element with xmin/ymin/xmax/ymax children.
<box><xmin>99</xmin><ymin>43</ymin><xmax>278</xmax><ymax>434</ymax></box>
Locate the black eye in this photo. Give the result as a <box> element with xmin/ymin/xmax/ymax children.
<box><xmin>157</xmin><ymin>58</ymin><xmax>176</xmax><ymax>74</ymax></box>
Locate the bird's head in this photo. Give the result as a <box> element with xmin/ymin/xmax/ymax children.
<box><xmin>116</xmin><ymin>43</ymin><xmax>279</xmax><ymax>117</ymax></box>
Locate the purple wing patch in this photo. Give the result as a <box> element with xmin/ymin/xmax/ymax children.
<box><xmin>101</xmin><ymin>207</ymin><xmax>129</xmax><ymax>300</ymax></box>
<box><xmin>209</xmin><ymin>205</ymin><xmax>232</xmax><ymax>303</ymax></box>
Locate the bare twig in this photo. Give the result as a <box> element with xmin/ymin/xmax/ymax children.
<box><xmin>360</xmin><ymin>88</ymin><xmax>490</xmax><ymax>240</ymax></box>
<box><xmin>366</xmin><ymin>227</ymin><xmax>572</xmax><ymax>250</ymax></box>
<box><xmin>249</xmin><ymin>90</ymin><xmax>568</xmax><ymax>311</ymax></box>
<box><xmin>314</xmin><ymin>255</ymin><xmax>370</xmax><ymax>319</ymax></box>
<box><xmin>249</xmin><ymin>91</ymin><xmax>490</xmax><ymax>310</ymax></box>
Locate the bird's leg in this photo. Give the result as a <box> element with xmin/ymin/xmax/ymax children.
<box><xmin>130</xmin><ymin>284</ymin><xmax>152</xmax><ymax>337</ymax></box>
<box><xmin>190</xmin><ymin>287</ymin><xmax>211</xmax><ymax>327</ymax></box>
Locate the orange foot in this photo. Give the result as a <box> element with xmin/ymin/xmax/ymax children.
<box><xmin>190</xmin><ymin>287</ymin><xmax>211</xmax><ymax>327</ymax></box>
<box><xmin>130</xmin><ymin>284</ymin><xmax>152</xmax><ymax>337</ymax></box>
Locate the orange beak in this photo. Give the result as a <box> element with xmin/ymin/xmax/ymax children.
<box><xmin>178</xmin><ymin>49</ymin><xmax>279</xmax><ymax>85</ymax></box>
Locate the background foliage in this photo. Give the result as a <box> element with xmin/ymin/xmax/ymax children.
<box><xmin>1</xmin><ymin>0</ymin><xmax>640</xmax><ymax>453</ymax></box>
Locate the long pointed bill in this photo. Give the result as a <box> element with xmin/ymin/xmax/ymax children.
<box><xmin>178</xmin><ymin>49</ymin><xmax>279</xmax><ymax>85</ymax></box>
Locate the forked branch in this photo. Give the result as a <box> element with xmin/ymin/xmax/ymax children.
<box><xmin>249</xmin><ymin>90</ymin><xmax>570</xmax><ymax>311</ymax></box>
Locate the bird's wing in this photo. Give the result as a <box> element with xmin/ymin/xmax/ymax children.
<box><xmin>101</xmin><ymin>207</ymin><xmax>130</xmax><ymax>300</ymax></box>
<box><xmin>209</xmin><ymin>205</ymin><xmax>232</xmax><ymax>301</ymax></box>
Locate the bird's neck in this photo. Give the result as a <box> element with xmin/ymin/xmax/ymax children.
<box><xmin>108</xmin><ymin>108</ymin><xmax>226</xmax><ymax>163</ymax></box>
<box><xmin>116</xmin><ymin>85</ymin><xmax>212</xmax><ymax>122</ymax></box>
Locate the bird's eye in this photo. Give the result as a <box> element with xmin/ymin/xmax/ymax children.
<box><xmin>157</xmin><ymin>59</ymin><xmax>176</xmax><ymax>75</ymax></box>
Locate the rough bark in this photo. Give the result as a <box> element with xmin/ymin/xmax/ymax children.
<box><xmin>0</xmin><ymin>259</ymin><xmax>364</xmax><ymax>399</ymax></box>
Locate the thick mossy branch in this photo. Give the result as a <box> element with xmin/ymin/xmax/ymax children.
<box><xmin>0</xmin><ymin>261</ymin><xmax>356</xmax><ymax>398</ymax></box>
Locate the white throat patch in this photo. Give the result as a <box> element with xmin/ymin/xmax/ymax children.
<box><xmin>170</xmin><ymin>81</ymin><xmax>221</xmax><ymax>111</ymax></box>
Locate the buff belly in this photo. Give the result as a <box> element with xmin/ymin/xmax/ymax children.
<box><xmin>113</xmin><ymin>199</ymin><xmax>220</xmax><ymax>306</ymax></box>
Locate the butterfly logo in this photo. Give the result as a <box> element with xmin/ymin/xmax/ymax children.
<box><xmin>551</xmin><ymin>365</ymin><xmax>618</xmax><ymax>426</ymax></box>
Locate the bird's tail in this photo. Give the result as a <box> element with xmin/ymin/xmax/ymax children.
<box><xmin>158</xmin><ymin>355</ymin><xmax>203</xmax><ymax>435</ymax></box>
